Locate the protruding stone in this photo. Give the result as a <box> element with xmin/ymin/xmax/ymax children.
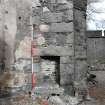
<box><xmin>37</xmin><ymin>45</ymin><xmax>74</xmax><ymax>56</ymax></box>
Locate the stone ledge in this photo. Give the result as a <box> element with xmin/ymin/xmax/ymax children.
<box><xmin>35</xmin><ymin>46</ymin><xmax>74</xmax><ymax>56</ymax></box>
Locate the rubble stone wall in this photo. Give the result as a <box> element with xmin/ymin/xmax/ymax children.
<box><xmin>32</xmin><ymin>0</ymin><xmax>74</xmax><ymax>91</ymax></box>
<box><xmin>0</xmin><ymin>0</ymin><xmax>89</xmax><ymax>98</ymax></box>
<box><xmin>0</xmin><ymin>0</ymin><xmax>32</xmax><ymax>93</ymax></box>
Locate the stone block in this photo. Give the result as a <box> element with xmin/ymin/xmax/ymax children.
<box><xmin>37</xmin><ymin>45</ymin><xmax>74</xmax><ymax>56</ymax></box>
<box><xmin>57</xmin><ymin>0</ymin><xmax>73</xmax><ymax>7</ymax></box>
<box><xmin>60</xmin><ymin>56</ymin><xmax>74</xmax><ymax>63</ymax></box>
<box><xmin>60</xmin><ymin>63</ymin><xmax>74</xmax><ymax>74</ymax></box>
<box><xmin>75</xmin><ymin>32</ymin><xmax>86</xmax><ymax>44</ymax></box>
<box><xmin>47</xmin><ymin>3</ymin><xmax>57</xmax><ymax>12</ymax></box>
<box><xmin>16</xmin><ymin>6</ymin><xmax>32</xmax><ymax>40</ymax></box>
<box><xmin>75</xmin><ymin>60</ymin><xmax>87</xmax><ymax>80</ymax></box>
<box><xmin>47</xmin><ymin>33</ymin><xmax>66</xmax><ymax>46</ymax></box>
<box><xmin>56</xmin><ymin>4</ymin><xmax>70</xmax><ymax>11</ymax></box>
<box><xmin>25</xmin><ymin>73</ymin><xmax>32</xmax><ymax>84</ymax></box>
<box><xmin>42</xmin><ymin>12</ymin><xmax>63</xmax><ymax>23</ymax></box>
<box><xmin>43</xmin><ymin>32</ymin><xmax>68</xmax><ymax>46</ymax></box>
<box><xmin>32</xmin><ymin>7</ymin><xmax>41</xmax><ymax>16</ymax></box>
<box><xmin>60</xmin><ymin>71</ymin><xmax>74</xmax><ymax>85</ymax></box>
<box><xmin>61</xmin><ymin>85</ymin><xmax>74</xmax><ymax>95</ymax></box>
<box><xmin>75</xmin><ymin>45</ymin><xmax>87</xmax><ymax>58</ymax></box>
<box><xmin>32</xmin><ymin>16</ymin><xmax>40</xmax><ymax>25</ymax></box>
<box><xmin>50</xmin><ymin>22</ymin><xmax>73</xmax><ymax>32</ymax></box>
<box><xmin>66</xmin><ymin>32</ymin><xmax>74</xmax><ymax>44</ymax></box>
<box><xmin>63</xmin><ymin>9</ymin><xmax>73</xmax><ymax>22</ymax></box>
<box><xmin>56</xmin><ymin>1</ymin><xmax>73</xmax><ymax>11</ymax></box>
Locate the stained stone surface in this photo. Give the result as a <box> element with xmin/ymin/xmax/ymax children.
<box><xmin>0</xmin><ymin>0</ymin><xmax>91</xmax><ymax>102</ymax></box>
<box><xmin>32</xmin><ymin>0</ymin><xmax>74</xmax><ymax>87</ymax></box>
<box><xmin>0</xmin><ymin>0</ymin><xmax>32</xmax><ymax>97</ymax></box>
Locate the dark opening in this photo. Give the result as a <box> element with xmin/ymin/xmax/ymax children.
<box><xmin>41</xmin><ymin>56</ymin><xmax>60</xmax><ymax>85</ymax></box>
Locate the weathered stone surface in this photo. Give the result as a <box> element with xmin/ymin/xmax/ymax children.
<box><xmin>4</xmin><ymin>0</ymin><xmax>17</xmax><ymax>69</ymax></box>
<box><xmin>56</xmin><ymin>4</ymin><xmax>71</xmax><ymax>11</ymax></box>
<box><xmin>0</xmin><ymin>0</ymin><xmax>74</xmax><ymax>101</ymax></box>
<box><xmin>60</xmin><ymin>73</ymin><xmax>74</xmax><ymax>85</ymax></box>
<box><xmin>42</xmin><ymin>12</ymin><xmax>63</xmax><ymax>23</ymax></box>
<box><xmin>47</xmin><ymin>3</ymin><xmax>57</xmax><ymax>12</ymax></box>
<box><xmin>50</xmin><ymin>22</ymin><xmax>73</xmax><ymax>32</ymax></box>
<box><xmin>75</xmin><ymin>45</ymin><xmax>87</xmax><ymax>58</ymax></box>
<box><xmin>63</xmin><ymin>9</ymin><xmax>73</xmax><ymax>22</ymax></box>
<box><xmin>32</xmin><ymin>0</ymin><xmax>41</xmax><ymax>8</ymax></box>
<box><xmin>15</xmin><ymin>37</ymin><xmax>31</xmax><ymax>60</ymax></box>
<box><xmin>74</xmin><ymin>60</ymin><xmax>87</xmax><ymax>80</ymax></box>
<box><xmin>87</xmin><ymin>38</ymin><xmax>105</xmax><ymax>64</ymax></box>
<box><xmin>60</xmin><ymin>63</ymin><xmax>74</xmax><ymax>85</ymax></box>
<box><xmin>31</xmin><ymin>0</ymin><xmax>74</xmax><ymax>89</ymax></box>
<box><xmin>56</xmin><ymin>2</ymin><xmax>73</xmax><ymax>11</ymax></box>
<box><xmin>0</xmin><ymin>2</ymin><xmax>5</xmax><ymax>63</ymax></box>
<box><xmin>60</xmin><ymin>63</ymin><xmax>74</xmax><ymax>74</ymax></box>
<box><xmin>32</xmin><ymin>16</ymin><xmax>40</xmax><ymax>25</ymax></box>
<box><xmin>7</xmin><ymin>72</ymin><xmax>25</xmax><ymax>87</ymax></box>
<box><xmin>37</xmin><ymin>46</ymin><xmax>74</xmax><ymax>56</ymax></box>
<box><xmin>60</xmin><ymin>56</ymin><xmax>74</xmax><ymax>64</ymax></box>
<box><xmin>32</xmin><ymin>7</ymin><xmax>41</xmax><ymax>16</ymax></box>
<box><xmin>57</xmin><ymin>0</ymin><xmax>73</xmax><ymax>6</ymax></box>
<box><xmin>74</xmin><ymin>8</ymin><xmax>87</xmax><ymax>80</ymax></box>
<box><xmin>66</xmin><ymin>32</ymin><xmax>74</xmax><ymax>44</ymax></box>
<box><xmin>25</xmin><ymin>73</ymin><xmax>32</xmax><ymax>84</ymax></box>
<box><xmin>50</xmin><ymin>0</ymin><xmax>56</xmax><ymax>4</ymax></box>
<box><xmin>16</xmin><ymin>0</ymin><xmax>32</xmax><ymax>40</ymax></box>
<box><xmin>45</xmin><ymin>32</ymin><xmax>67</xmax><ymax>46</ymax></box>
<box><xmin>75</xmin><ymin>35</ymin><xmax>86</xmax><ymax>45</ymax></box>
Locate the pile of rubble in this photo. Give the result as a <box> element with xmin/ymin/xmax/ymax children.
<box><xmin>0</xmin><ymin>82</ymin><xmax>99</xmax><ymax>105</ymax></box>
<box><xmin>0</xmin><ymin>92</ymin><xmax>79</xmax><ymax>105</ymax></box>
<box><xmin>30</xmin><ymin>83</ymin><xmax>80</xmax><ymax>105</ymax></box>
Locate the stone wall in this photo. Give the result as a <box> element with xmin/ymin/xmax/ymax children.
<box><xmin>0</xmin><ymin>0</ymin><xmax>17</xmax><ymax>70</ymax></box>
<box><xmin>73</xmin><ymin>8</ymin><xmax>87</xmax><ymax>81</ymax></box>
<box><xmin>0</xmin><ymin>0</ymin><xmax>5</xmax><ymax>63</ymax></box>
<box><xmin>32</xmin><ymin>0</ymin><xmax>74</xmax><ymax>93</ymax></box>
<box><xmin>0</xmin><ymin>0</ymin><xmax>89</xmax><ymax>97</ymax></box>
<box><xmin>14</xmin><ymin>0</ymin><xmax>32</xmax><ymax>89</ymax></box>
<box><xmin>0</xmin><ymin>0</ymin><xmax>32</xmax><ymax>94</ymax></box>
